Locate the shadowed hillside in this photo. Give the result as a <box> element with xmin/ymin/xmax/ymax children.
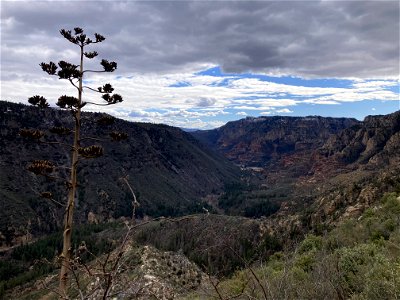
<box><xmin>0</xmin><ymin>101</ymin><xmax>240</xmax><ymax>246</ymax></box>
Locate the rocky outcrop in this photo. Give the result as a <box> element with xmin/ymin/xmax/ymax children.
<box><xmin>320</xmin><ymin>111</ymin><xmax>400</xmax><ymax>166</ymax></box>
<box><xmin>193</xmin><ymin>111</ymin><xmax>400</xmax><ymax>233</ymax></box>
<box><xmin>7</xmin><ymin>244</ymin><xmax>206</xmax><ymax>300</ymax></box>
<box><xmin>193</xmin><ymin>116</ymin><xmax>359</xmax><ymax>167</ymax></box>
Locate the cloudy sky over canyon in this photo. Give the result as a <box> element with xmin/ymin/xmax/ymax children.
<box><xmin>1</xmin><ymin>0</ymin><xmax>399</xmax><ymax>128</ymax></box>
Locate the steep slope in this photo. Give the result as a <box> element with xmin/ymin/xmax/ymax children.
<box><xmin>306</xmin><ymin>110</ymin><xmax>400</xmax><ymax>227</ymax></box>
<box><xmin>192</xmin><ymin>115</ymin><xmax>359</xmax><ymax>167</ymax></box>
<box><xmin>0</xmin><ymin>101</ymin><xmax>240</xmax><ymax>245</ymax></box>
<box><xmin>189</xmin><ymin>192</ymin><xmax>400</xmax><ymax>300</ymax></box>
<box><xmin>192</xmin><ymin>112</ymin><xmax>400</xmax><ymax>231</ymax></box>
<box><xmin>320</xmin><ymin>111</ymin><xmax>400</xmax><ymax>166</ymax></box>
<box><xmin>192</xmin><ymin>116</ymin><xmax>360</xmax><ymax>217</ymax></box>
<box><xmin>265</xmin><ymin>111</ymin><xmax>400</xmax><ymax>237</ymax></box>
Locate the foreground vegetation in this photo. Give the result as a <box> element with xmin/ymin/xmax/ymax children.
<box><xmin>0</xmin><ymin>222</ymin><xmax>122</xmax><ymax>298</ymax></box>
<box><xmin>1</xmin><ymin>193</ymin><xmax>399</xmax><ymax>299</ymax></box>
<box><xmin>194</xmin><ymin>192</ymin><xmax>400</xmax><ymax>299</ymax></box>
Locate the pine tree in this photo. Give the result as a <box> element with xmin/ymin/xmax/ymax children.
<box><xmin>21</xmin><ymin>27</ymin><xmax>125</xmax><ymax>296</ymax></box>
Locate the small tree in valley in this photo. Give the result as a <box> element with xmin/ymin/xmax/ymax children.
<box><xmin>21</xmin><ymin>27</ymin><xmax>126</xmax><ymax>296</ymax></box>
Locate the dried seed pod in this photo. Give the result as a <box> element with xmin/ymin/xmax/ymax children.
<box><xmin>97</xmin><ymin>83</ymin><xmax>114</xmax><ymax>93</ymax></box>
<box><xmin>19</xmin><ymin>128</ymin><xmax>44</xmax><ymax>139</ymax></box>
<box><xmin>84</xmin><ymin>51</ymin><xmax>98</xmax><ymax>59</ymax></box>
<box><xmin>27</xmin><ymin>160</ymin><xmax>54</xmax><ymax>175</ymax></box>
<box><xmin>28</xmin><ymin>95</ymin><xmax>50</xmax><ymax>108</ymax></box>
<box><xmin>56</xmin><ymin>95</ymin><xmax>79</xmax><ymax>109</ymax></box>
<box><xmin>78</xmin><ymin>145</ymin><xmax>103</xmax><ymax>158</ymax></box>
<box><xmin>101</xmin><ymin>93</ymin><xmax>123</xmax><ymax>104</ymax></box>
<box><xmin>100</xmin><ymin>59</ymin><xmax>117</xmax><ymax>72</ymax></box>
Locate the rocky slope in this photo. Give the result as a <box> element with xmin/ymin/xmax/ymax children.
<box><xmin>320</xmin><ymin>111</ymin><xmax>400</xmax><ymax>166</ymax></box>
<box><xmin>3</xmin><ymin>100</ymin><xmax>398</xmax><ymax>246</ymax></box>
<box><xmin>306</xmin><ymin>110</ymin><xmax>400</xmax><ymax>227</ymax></box>
<box><xmin>0</xmin><ymin>101</ymin><xmax>239</xmax><ymax>246</ymax></box>
<box><xmin>2</xmin><ymin>107</ymin><xmax>400</xmax><ymax>298</ymax></box>
<box><xmin>193</xmin><ymin>112</ymin><xmax>400</xmax><ymax>233</ymax></box>
<box><xmin>5</xmin><ymin>242</ymin><xmax>208</xmax><ymax>300</ymax></box>
<box><xmin>192</xmin><ymin>115</ymin><xmax>359</xmax><ymax>167</ymax></box>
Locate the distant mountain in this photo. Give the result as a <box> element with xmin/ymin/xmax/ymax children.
<box><xmin>306</xmin><ymin>110</ymin><xmax>400</xmax><ymax>227</ymax></box>
<box><xmin>320</xmin><ymin>112</ymin><xmax>400</xmax><ymax>166</ymax></box>
<box><xmin>0</xmin><ymin>101</ymin><xmax>239</xmax><ymax>245</ymax></box>
<box><xmin>192</xmin><ymin>115</ymin><xmax>359</xmax><ymax>167</ymax></box>
<box><xmin>2</xmin><ymin>104</ymin><xmax>400</xmax><ymax>297</ymax></box>
<box><xmin>2</xmin><ymin>100</ymin><xmax>399</xmax><ymax>246</ymax></box>
<box><xmin>192</xmin><ymin>112</ymin><xmax>400</xmax><ymax>231</ymax></box>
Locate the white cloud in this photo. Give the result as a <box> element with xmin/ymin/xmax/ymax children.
<box><xmin>2</xmin><ymin>67</ymin><xmax>398</xmax><ymax>128</ymax></box>
<box><xmin>352</xmin><ymin>80</ymin><xmax>399</xmax><ymax>89</ymax></box>
<box><xmin>1</xmin><ymin>1</ymin><xmax>398</xmax><ymax>129</ymax></box>
<box><xmin>303</xmin><ymin>99</ymin><xmax>340</xmax><ymax>105</ymax></box>
<box><xmin>276</xmin><ymin>108</ymin><xmax>293</xmax><ymax>113</ymax></box>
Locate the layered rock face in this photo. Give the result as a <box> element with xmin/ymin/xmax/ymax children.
<box><xmin>193</xmin><ymin>112</ymin><xmax>400</xmax><ymax>181</ymax></box>
<box><xmin>320</xmin><ymin>111</ymin><xmax>400</xmax><ymax>167</ymax></box>
<box><xmin>193</xmin><ymin>116</ymin><xmax>359</xmax><ymax>168</ymax></box>
<box><xmin>193</xmin><ymin>112</ymin><xmax>400</xmax><ymax>231</ymax></box>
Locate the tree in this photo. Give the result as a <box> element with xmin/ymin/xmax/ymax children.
<box><xmin>21</xmin><ymin>27</ymin><xmax>125</xmax><ymax>296</ymax></box>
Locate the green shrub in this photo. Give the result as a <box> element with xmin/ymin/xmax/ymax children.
<box><xmin>362</xmin><ymin>207</ymin><xmax>375</xmax><ymax>218</ymax></box>
<box><xmin>382</xmin><ymin>193</ymin><xmax>400</xmax><ymax>214</ymax></box>
<box><xmin>298</xmin><ymin>234</ymin><xmax>323</xmax><ymax>254</ymax></box>
<box><xmin>337</xmin><ymin>243</ymin><xmax>380</xmax><ymax>294</ymax></box>
<box><xmin>363</xmin><ymin>258</ymin><xmax>400</xmax><ymax>299</ymax></box>
<box><xmin>295</xmin><ymin>253</ymin><xmax>315</xmax><ymax>272</ymax></box>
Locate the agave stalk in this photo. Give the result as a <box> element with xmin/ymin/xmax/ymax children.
<box><xmin>25</xmin><ymin>27</ymin><xmax>123</xmax><ymax>296</ymax></box>
<box><xmin>59</xmin><ymin>42</ymin><xmax>83</xmax><ymax>294</ymax></box>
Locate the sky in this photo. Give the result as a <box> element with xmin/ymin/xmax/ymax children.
<box><xmin>1</xmin><ymin>0</ymin><xmax>399</xmax><ymax>129</ymax></box>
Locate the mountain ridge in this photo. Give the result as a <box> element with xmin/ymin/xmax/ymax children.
<box><xmin>192</xmin><ymin>115</ymin><xmax>360</xmax><ymax>167</ymax></box>
<box><xmin>0</xmin><ymin>101</ymin><xmax>240</xmax><ymax>246</ymax></box>
<box><xmin>192</xmin><ymin>110</ymin><xmax>400</xmax><ymax>233</ymax></box>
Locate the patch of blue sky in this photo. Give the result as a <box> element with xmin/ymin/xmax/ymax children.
<box><xmin>169</xmin><ymin>81</ymin><xmax>192</xmax><ymax>87</ymax></box>
<box><xmin>82</xmin><ymin>79</ymin><xmax>95</xmax><ymax>84</ymax></box>
<box><xmin>147</xmin><ymin>108</ymin><xmax>166</xmax><ymax>112</ymax></box>
<box><xmin>222</xmin><ymin>99</ymin><xmax>399</xmax><ymax>121</ymax></box>
<box><xmin>233</xmin><ymin>93</ymin><xmax>300</xmax><ymax>99</ymax></box>
<box><xmin>196</xmin><ymin>66</ymin><xmax>355</xmax><ymax>88</ymax></box>
<box><xmin>208</xmin><ymin>78</ymin><xmax>233</xmax><ymax>87</ymax></box>
<box><xmin>385</xmin><ymin>84</ymin><xmax>400</xmax><ymax>93</ymax></box>
<box><xmin>196</xmin><ymin>66</ymin><xmax>223</xmax><ymax>77</ymax></box>
<box><xmin>292</xmin><ymin>100</ymin><xmax>399</xmax><ymax>120</ymax></box>
<box><xmin>200</xmin><ymin>113</ymin><xmax>233</xmax><ymax>124</ymax></box>
<box><xmin>230</xmin><ymin>95</ymin><xmax>264</xmax><ymax>100</ymax></box>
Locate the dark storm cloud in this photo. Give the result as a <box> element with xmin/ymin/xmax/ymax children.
<box><xmin>1</xmin><ymin>1</ymin><xmax>399</xmax><ymax>79</ymax></box>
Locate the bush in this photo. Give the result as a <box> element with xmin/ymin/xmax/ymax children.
<box><xmin>363</xmin><ymin>258</ymin><xmax>400</xmax><ymax>299</ymax></box>
<box><xmin>298</xmin><ymin>234</ymin><xmax>323</xmax><ymax>254</ymax></box>
<box><xmin>337</xmin><ymin>243</ymin><xmax>380</xmax><ymax>295</ymax></box>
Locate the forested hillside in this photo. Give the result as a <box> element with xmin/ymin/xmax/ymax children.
<box><xmin>0</xmin><ymin>101</ymin><xmax>239</xmax><ymax>246</ymax></box>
